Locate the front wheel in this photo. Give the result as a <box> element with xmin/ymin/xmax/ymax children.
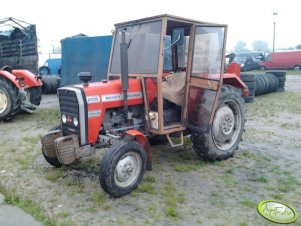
<box><xmin>99</xmin><ymin>141</ymin><xmax>146</xmax><ymax>197</ymax></box>
<box><xmin>260</xmin><ymin>66</ymin><xmax>266</xmax><ymax>71</ymax></box>
<box><xmin>191</xmin><ymin>85</ymin><xmax>245</xmax><ymax>161</ymax></box>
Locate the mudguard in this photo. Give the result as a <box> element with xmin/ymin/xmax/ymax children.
<box><xmin>0</xmin><ymin>70</ymin><xmax>21</xmax><ymax>88</ymax></box>
<box><xmin>12</xmin><ymin>69</ymin><xmax>42</xmax><ymax>88</ymax></box>
<box><xmin>223</xmin><ymin>73</ymin><xmax>249</xmax><ymax>97</ymax></box>
<box><xmin>125</xmin><ymin>130</ymin><xmax>152</xmax><ymax>170</ymax></box>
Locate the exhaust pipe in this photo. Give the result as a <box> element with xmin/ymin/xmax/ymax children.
<box><xmin>120</xmin><ymin>29</ymin><xmax>129</xmax><ymax>112</ymax></box>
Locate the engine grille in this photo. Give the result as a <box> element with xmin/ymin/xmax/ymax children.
<box><xmin>58</xmin><ymin>89</ymin><xmax>81</xmax><ymax>137</ymax></box>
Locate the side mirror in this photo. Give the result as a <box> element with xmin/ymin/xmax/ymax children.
<box><xmin>172</xmin><ymin>28</ymin><xmax>184</xmax><ymax>46</ymax></box>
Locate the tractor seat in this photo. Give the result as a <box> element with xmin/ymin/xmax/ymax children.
<box><xmin>162</xmin><ymin>71</ymin><xmax>186</xmax><ymax>106</ymax></box>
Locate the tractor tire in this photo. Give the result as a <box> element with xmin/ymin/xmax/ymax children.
<box><xmin>39</xmin><ymin>66</ymin><xmax>51</xmax><ymax>75</ymax></box>
<box><xmin>277</xmin><ymin>77</ymin><xmax>286</xmax><ymax>83</ymax></box>
<box><xmin>99</xmin><ymin>141</ymin><xmax>146</xmax><ymax>197</ymax></box>
<box><xmin>28</xmin><ymin>86</ymin><xmax>42</xmax><ymax>109</ymax></box>
<box><xmin>266</xmin><ymin>70</ymin><xmax>286</xmax><ymax>78</ymax></box>
<box><xmin>0</xmin><ymin>77</ymin><xmax>21</xmax><ymax>121</ymax></box>
<box><xmin>41</xmin><ymin>75</ymin><xmax>59</xmax><ymax>94</ymax></box>
<box><xmin>240</xmin><ymin>73</ymin><xmax>256</xmax><ymax>82</ymax></box>
<box><xmin>42</xmin><ymin>124</ymin><xmax>62</xmax><ymax>168</ymax></box>
<box><xmin>190</xmin><ymin>85</ymin><xmax>245</xmax><ymax>161</ymax></box>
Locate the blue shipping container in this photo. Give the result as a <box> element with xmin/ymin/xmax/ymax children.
<box><xmin>60</xmin><ymin>35</ymin><xmax>112</xmax><ymax>86</ymax></box>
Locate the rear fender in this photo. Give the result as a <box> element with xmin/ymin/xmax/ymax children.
<box><xmin>12</xmin><ymin>69</ymin><xmax>42</xmax><ymax>88</ymax></box>
<box><xmin>124</xmin><ymin>130</ymin><xmax>152</xmax><ymax>170</ymax></box>
<box><xmin>0</xmin><ymin>70</ymin><xmax>21</xmax><ymax>88</ymax></box>
<box><xmin>223</xmin><ymin>73</ymin><xmax>249</xmax><ymax>96</ymax></box>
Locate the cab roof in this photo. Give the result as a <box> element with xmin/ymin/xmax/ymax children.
<box><xmin>114</xmin><ymin>14</ymin><xmax>225</xmax><ymax>27</ymax></box>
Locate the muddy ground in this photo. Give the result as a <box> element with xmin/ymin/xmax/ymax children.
<box><xmin>0</xmin><ymin>74</ymin><xmax>300</xmax><ymax>226</ymax></box>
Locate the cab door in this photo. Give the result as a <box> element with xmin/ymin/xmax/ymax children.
<box><xmin>186</xmin><ymin>26</ymin><xmax>227</xmax><ymax>132</ymax></box>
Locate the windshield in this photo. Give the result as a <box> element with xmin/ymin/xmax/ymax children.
<box><xmin>233</xmin><ymin>56</ymin><xmax>247</xmax><ymax>62</ymax></box>
<box><xmin>110</xmin><ymin>20</ymin><xmax>162</xmax><ymax>74</ymax></box>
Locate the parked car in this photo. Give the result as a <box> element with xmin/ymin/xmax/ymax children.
<box><xmin>232</xmin><ymin>52</ymin><xmax>264</xmax><ymax>71</ymax></box>
<box><xmin>259</xmin><ymin>51</ymin><xmax>301</xmax><ymax>70</ymax></box>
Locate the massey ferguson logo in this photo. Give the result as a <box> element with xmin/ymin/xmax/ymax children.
<box><xmin>101</xmin><ymin>92</ymin><xmax>142</xmax><ymax>102</ymax></box>
<box><xmin>86</xmin><ymin>96</ymin><xmax>100</xmax><ymax>104</ymax></box>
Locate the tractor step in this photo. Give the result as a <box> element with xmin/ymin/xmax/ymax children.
<box><xmin>166</xmin><ymin>132</ymin><xmax>184</xmax><ymax>148</ymax></box>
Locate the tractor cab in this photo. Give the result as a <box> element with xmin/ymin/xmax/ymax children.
<box><xmin>108</xmin><ymin>15</ymin><xmax>227</xmax><ymax>139</ymax></box>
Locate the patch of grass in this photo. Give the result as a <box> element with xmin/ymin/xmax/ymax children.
<box><xmin>179</xmin><ymin>151</ymin><xmax>193</xmax><ymax>160</ymax></box>
<box><xmin>175</xmin><ymin>164</ymin><xmax>198</xmax><ymax>172</ymax></box>
<box><xmin>57</xmin><ymin>211</ymin><xmax>70</xmax><ymax>218</ymax></box>
<box><xmin>88</xmin><ymin>192</ymin><xmax>111</xmax><ymax>209</ymax></box>
<box><xmin>280</xmin><ymin>122</ymin><xmax>301</xmax><ymax>129</ymax></box>
<box><xmin>246</xmin><ymin>91</ymin><xmax>301</xmax><ymax>117</ymax></box>
<box><xmin>240</xmin><ymin>199</ymin><xmax>257</xmax><ymax>208</ymax></box>
<box><xmin>34</xmin><ymin>108</ymin><xmax>60</xmax><ymax>128</ymax></box>
<box><xmin>0</xmin><ymin>185</ymin><xmax>57</xmax><ymax>226</ymax></box>
<box><xmin>277</xmin><ymin>172</ymin><xmax>300</xmax><ymax>192</ymax></box>
<box><xmin>166</xmin><ymin>207</ymin><xmax>179</xmax><ymax>218</ymax></box>
<box><xmin>137</xmin><ymin>182</ymin><xmax>156</xmax><ymax>194</ymax></box>
<box><xmin>144</xmin><ymin>175</ymin><xmax>156</xmax><ymax>183</ymax></box>
<box><xmin>13</xmin><ymin>156</ymin><xmax>31</xmax><ymax>170</ymax></box>
<box><xmin>271</xmin><ymin>193</ymin><xmax>283</xmax><ymax>200</ymax></box>
<box><xmin>254</xmin><ymin>176</ymin><xmax>268</xmax><ymax>183</ymax></box>
<box><xmin>22</xmin><ymin>136</ymin><xmax>40</xmax><ymax>145</ymax></box>
<box><xmin>63</xmin><ymin>177</ymin><xmax>85</xmax><ymax>194</ymax></box>
<box><xmin>70</xmin><ymin>158</ymin><xmax>100</xmax><ymax>174</ymax></box>
<box><xmin>162</xmin><ymin>181</ymin><xmax>184</xmax><ymax>219</ymax></box>
<box><xmin>45</xmin><ymin>170</ymin><xmax>65</xmax><ymax>182</ymax></box>
<box><xmin>221</xmin><ymin>174</ymin><xmax>238</xmax><ymax>186</ymax></box>
<box><xmin>8</xmin><ymin>146</ymin><xmax>17</xmax><ymax>152</ymax></box>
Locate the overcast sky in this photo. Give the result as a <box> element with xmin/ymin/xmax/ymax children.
<box><xmin>2</xmin><ymin>0</ymin><xmax>301</xmax><ymax>54</ymax></box>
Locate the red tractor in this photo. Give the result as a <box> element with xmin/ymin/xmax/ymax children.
<box><xmin>0</xmin><ymin>18</ymin><xmax>42</xmax><ymax>120</ymax></box>
<box><xmin>0</xmin><ymin>66</ymin><xmax>42</xmax><ymax>120</ymax></box>
<box><xmin>41</xmin><ymin>15</ymin><xmax>248</xmax><ymax>197</ymax></box>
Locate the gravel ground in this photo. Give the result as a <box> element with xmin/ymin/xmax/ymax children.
<box><xmin>0</xmin><ymin>74</ymin><xmax>300</xmax><ymax>226</ymax></box>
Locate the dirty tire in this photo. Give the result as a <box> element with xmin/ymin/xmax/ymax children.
<box><xmin>28</xmin><ymin>86</ymin><xmax>42</xmax><ymax>109</ymax></box>
<box><xmin>266</xmin><ymin>70</ymin><xmax>286</xmax><ymax>78</ymax></box>
<box><xmin>42</xmin><ymin>124</ymin><xmax>62</xmax><ymax>168</ymax></box>
<box><xmin>190</xmin><ymin>85</ymin><xmax>245</xmax><ymax>161</ymax></box>
<box><xmin>240</xmin><ymin>73</ymin><xmax>256</xmax><ymax>82</ymax></box>
<box><xmin>100</xmin><ymin>141</ymin><xmax>146</xmax><ymax>197</ymax></box>
<box><xmin>0</xmin><ymin>77</ymin><xmax>21</xmax><ymax>121</ymax></box>
<box><xmin>41</xmin><ymin>76</ymin><xmax>59</xmax><ymax>94</ymax></box>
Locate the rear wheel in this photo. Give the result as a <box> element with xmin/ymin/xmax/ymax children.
<box><xmin>260</xmin><ymin>66</ymin><xmax>266</xmax><ymax>70</ymax></box>
<box><xmin>191</xmin><ymin>85</ymin><xmax>245</xmax><ymax>161</ymax></box>
<box><xmin>0</xmin><ymin>78</ymin><xmax>21</xmax><ymax>121</ymax></box>
<box><xmin>100</xmin><ymin>141</ymin><xmax>146</xmax><ymax>197</ymax></box>
<box><xmin>294</xmin><ymin>65</ymin><xmax>300</xmax><ymax>70</ymax></box>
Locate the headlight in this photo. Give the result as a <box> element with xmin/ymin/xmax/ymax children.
<box><xmin>241</xmin><ymin>64</ymin><xmax>245</xmax><ymax>67</ymax></box>
<box><xmin>62</xmin><ymin>114</ymin><xmax>67</xmax><ymax>123</ymax></box>
<box><xmin>73</xmin><ymin>116</ymin><xmax>79</xmax><ymax>127</ymax></box>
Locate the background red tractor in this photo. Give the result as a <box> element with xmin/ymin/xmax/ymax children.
<box><xmin>0</xmin><ymin>18</ymin><xmax>42</xmax><ymax>120</ymax></box>
<box><xmin>41</xmin><ymin>15</ymin><xmax>249</xmax><ymax>197</ymax></box>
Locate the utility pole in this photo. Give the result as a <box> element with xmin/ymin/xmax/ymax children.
<box><xmin>272</xmin><ymin>12</ymin><xmax>278</xmax><ymax>53</ymax></box>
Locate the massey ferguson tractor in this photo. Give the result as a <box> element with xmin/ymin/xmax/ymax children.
<box><xmin>0</xmin><ymin>18</ymin><xmax>42</xmax><ymax>120</ymax></box>
<box><xmin>41</xmin><ymin>15</ymin><xmax>248</xmax><ymax>197</ymax></box>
